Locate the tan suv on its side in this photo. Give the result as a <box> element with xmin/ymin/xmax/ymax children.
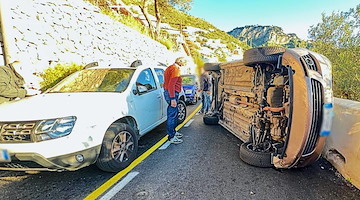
<box><xmin>203</xmin><ymin>47</ymin><xmax>333</xmax><ymax>168</ymax></box>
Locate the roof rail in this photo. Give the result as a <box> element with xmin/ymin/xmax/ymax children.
<box><xmin>84</xmin><ymin>62</ymin><xmax>98</xmax><ymax>69</ymax></box>
<box><xmin>130</xmin><ymin>60</ymin><xmax>142</xmax><ymax>68</ymax></box>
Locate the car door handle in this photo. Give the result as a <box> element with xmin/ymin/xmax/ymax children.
<box><xmin>157</xmin><ymin>94</ymin><xmax>162</xmax><ymax>98</ymax></box>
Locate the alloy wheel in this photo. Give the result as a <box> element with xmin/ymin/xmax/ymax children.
<box><xmin>111</xmin><ymin>131</ymin><xmax>135</xmax><ymax>162</ymax></box>
<box><xmin>178</xmin><ymin>102</ymin><xmax>186</xmax><ymax>122</ymax></box>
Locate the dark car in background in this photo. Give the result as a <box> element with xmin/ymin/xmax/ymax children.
<box><xmin>181</xmin><ymin>74</ymin><xmax>199</xmax><ymax>105</ymax></box>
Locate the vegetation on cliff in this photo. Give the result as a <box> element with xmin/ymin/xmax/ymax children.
<box><xmin>309</xmin><ymin>4</ymin><xmax>359</xmax><ymax>101</ymax></box>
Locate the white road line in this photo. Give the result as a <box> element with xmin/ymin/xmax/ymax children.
<box><xmin>159</xmin><ymin>141</ymin><xmax>171</xmax><ymax>150</ymax></box>
<box><xmin>184</xmin><ymin>119</ymin><xmax>194</xmax><ymax>127</ymax></box>
<box><xmin>99</xmin><ymin>171</ymin><xmax>139</xmax><ymax>200</ymax></box>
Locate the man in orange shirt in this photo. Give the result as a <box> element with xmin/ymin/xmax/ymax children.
<box><xmin>164</xmin><ymin>57</ymin><xmax>186</xmax><ymax>144</ymax></box>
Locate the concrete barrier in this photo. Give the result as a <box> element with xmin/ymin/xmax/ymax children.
<box><xmin>322</xmin><ymin>97</ymin><xmax>360</xmax><ymax>189</ymax></box>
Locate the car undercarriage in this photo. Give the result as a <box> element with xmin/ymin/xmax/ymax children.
<box><xmin>204</xmin><ymin>47</ymin><xmax>333</xmax><ymax>168</ymax></box>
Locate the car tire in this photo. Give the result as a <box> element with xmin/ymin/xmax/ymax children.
<box><xmin>239</xmin><ymin>142</ymin><xmax>273</xmax><ymax>168</ymax></box>
<box><xmin>177</xmin><ymin>100</ymin><xmax>187</xmax><ymax>125</ymax></box>
<box><xmin>243</xmin><ymin>47</ymin><xmax>285</xmax><ymax>66</ymax></box>
<box><xmin>203</xmin><ymin>114</ymin><xmax>219</xmax><ymax>125</ymax></box>
<box><xmin>204</xmin><ymin>62</ymin><xmax>221</xmax><ymax>71</ymax></box>
<box><xmin>96</xmin><ymin>123</ymin><xmax>138</xmax><ymax>172</ymax></box>
<box><xmin>191</xmin><ymin>94</ymin><xmax>198</xmax><ymax>105</ymax></box>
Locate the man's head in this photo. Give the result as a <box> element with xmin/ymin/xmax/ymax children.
<box><xmin>175</xmin><ymin>57</ymin><xmax>186</xmax><ymax>67</ymax></box>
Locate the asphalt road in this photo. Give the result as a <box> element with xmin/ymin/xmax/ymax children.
<box><xmin>0</xmin><ymin>103</ymin><xmax>359</xmax><ymax>200</ymax></box>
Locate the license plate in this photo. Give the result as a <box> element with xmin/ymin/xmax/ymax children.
<box><xmin>185</xmin><ymin>90</ymin><xmax>192</xmax><ymax>94</ymax></box>
<box><xmin>0</xmin><ymin>149</ymin><xmax>11</xmax><ymax>162</ymax></box>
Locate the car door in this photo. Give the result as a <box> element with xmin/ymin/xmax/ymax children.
<box><xmin>132</xmin><ymin>68</ymin><xmax>162</xmax><ymax>133</ymax></box>
<box><xmin>154</xmin><ymin>68</ymin><xmax>167</xmax><ymax>119</ymax></box>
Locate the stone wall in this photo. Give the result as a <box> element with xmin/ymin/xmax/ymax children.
<box><xmin>322</xmin><ymin>98</ymin><xmax>360</xmax><ymax>189</ymax></box>
<box><xmin>1</xmin><ymin>0</ymin><xmax>187</xmax><ymax>89</ymax></box>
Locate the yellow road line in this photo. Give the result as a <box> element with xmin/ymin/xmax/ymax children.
<box><xmin>84</xmin><ymin>104</ymin><xmax>202</xmax><ymax>200</ymax></box>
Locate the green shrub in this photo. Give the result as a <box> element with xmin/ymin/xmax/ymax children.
<box><xmin>214</xmin><ymin>48</ymin><xmax>227</xmax><ymax>62</ymax></box>
<box><xmin>39</xmin><ymin>63</ymin><xmax>84</xmax><ymax>92</ymax></box>
<box><xmin>119</xmin><ymin>15</ymin><xmax>150</xmax><ymax>36</ymax></box>
<box><xmin>186</xmin><ymin>40</ymin><xmax>200</xmax><ymax>50</ymax></box>
<box><xmin>156</xmin><ymin>37</ymin><xmax>176</xmax><ymax>50</ymax></box>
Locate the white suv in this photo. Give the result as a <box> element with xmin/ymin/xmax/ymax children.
<box><xmin>0</xmin><ymin>61</ymin><xmax>187</xmax><ymax>172</ymax></box>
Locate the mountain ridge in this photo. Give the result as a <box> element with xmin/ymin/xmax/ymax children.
<box><xmin>227</xmin><ymin>25</ymin><xmax>307</xmax><ymax>48</ymax></box>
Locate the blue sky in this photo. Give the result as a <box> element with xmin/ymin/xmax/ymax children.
<box><xmin>188</xmin><ymin>0</ymin><xmax>359</xmax><ymax>40</ymax></box>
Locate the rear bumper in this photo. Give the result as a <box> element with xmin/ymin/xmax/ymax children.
<box><xmin>0</xmin><ymin>145</ymin><xmax>101</xmax><ymax>171</ymax></box>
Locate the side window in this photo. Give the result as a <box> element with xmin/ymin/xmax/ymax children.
<box><xmin>136</xmin><ymin>68</ymin><xmax>157</xmax><ymax>94</ymax></box>
<box><xmin>155</xmin><ymin>68</ymin><xmax>164</xmax><ymax>88</ymax></box>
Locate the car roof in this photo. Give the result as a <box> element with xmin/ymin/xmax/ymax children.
<box><xmin>84</xmin><ymin>62</ymin><xmax>167</xmax><ymax>70</ymax></box>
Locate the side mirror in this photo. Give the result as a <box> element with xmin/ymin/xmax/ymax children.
<box><xmin>137</xmin><ymin>85</ymin><xmax>148</xmax><ymax>93</ymax></box>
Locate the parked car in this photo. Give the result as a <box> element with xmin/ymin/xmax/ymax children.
<box><xmin>0</xmin><ymin>61</ymin><xmax>187</xmax><ymax>172</ymax></box>
<box><xmin>203</xmin><ymin>47</ymin><xmax>333</xmax><ymax>168</ymax></box>
<box><xmin>181</xmin><ymin>74</ymin><xmax>199</xmax><ymax>105</ymax></box>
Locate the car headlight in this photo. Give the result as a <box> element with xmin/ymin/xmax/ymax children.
<box><xmin>185</xmin><ymin>89</ymin><xmax>193</xmax><ymax>94</ymax></box>
<box><xmin>35</xmin><ymin>116</ymin><xmax>76</xmax><ymax>141</ymax></box>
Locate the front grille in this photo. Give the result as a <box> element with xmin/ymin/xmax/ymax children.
<box><xmin>0</xmin><ymin>122</ymin><xmax>36</xmax><ymax>143</ymax></box>
<box><xmin>303</xmin><ymin>79</ymin><xmax>323</xmax><ymax>155</ymax></box>
<box><xmin>0</xmin><ymin>161</ymin><xmax>43</xmax><ymax>169</ymax></box>
<box><xmin>302</xmin><ymin>54</ymin><xmax>318</xmax><ymax>71</ymax></box>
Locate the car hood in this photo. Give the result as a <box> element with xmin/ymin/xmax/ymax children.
<box><xmin>0</xmin><ymin>92</ymin><xmax>129</xmax><ymax>121</ymax></box>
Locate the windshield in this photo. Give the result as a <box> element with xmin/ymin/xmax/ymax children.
<box><xmin>181</xmin><ymin>75</ymin><xmax>196</xmax><ymax>85</ymax></box>
<box><xmin>49</xmin><ymin>68</ymin><xmax>135</xmax><ymax>93</ymax></box>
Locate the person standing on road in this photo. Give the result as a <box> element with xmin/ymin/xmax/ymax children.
<box><xmin>164</xmin><ymin>57</ymin><xmax>186</xmax><ymax>144</ymax></box>
<box><xmin>0</xmin><ymin>61</ymin><xmax>27</xmax><ymax>104</ymax></box>
<box><xmin>199</xmin><ymin>69</ymin><xmax>212</xmax><ymax>114</ymax></box>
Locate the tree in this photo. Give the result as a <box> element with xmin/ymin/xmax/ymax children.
<box><xmin>168</xmin><ymin>0</ymin><xmax>193</xmax><ymax>12</ymax></box>
<box><xmin>139</xmin><ymin>0</ymin><xmax>193</xmax><ymax>39</ymax></box>
<box><xmin>308</xmin><ymin>4</ymin><xmax>360</xmax><ymax>101</ymax></box>
<box><xmin>139</xmin><ymin>0</ymin><xmax>155</xmax><ymax>38</ymax></box>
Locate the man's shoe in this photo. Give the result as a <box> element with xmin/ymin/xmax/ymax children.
<box><xmin>175</xmin><ymin>132</ymin><xmax>183</xmax><ymax>138</ymax></box>
<box><xmin>169</xmin><ymin>137</ymin><xmax>183</xmax><ymax>144</ymax></box>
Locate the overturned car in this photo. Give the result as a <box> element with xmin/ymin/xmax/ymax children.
<box><xmin>204</xmin><ymin>47</ymin><xmax>333</xmax><ymax>168</ymax></box>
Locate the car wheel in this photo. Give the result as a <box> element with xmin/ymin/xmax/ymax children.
<box><xmin>177</xmin><ymin>100</ymin><xmax>187</xmax><ymax>125</ymax></box>
<box><xmin>191</xmin><ymin>94</ymin><xmax>198</xmax><ymax>105</ymax></box>
<box><xmin>239</xmin><ymin>142</ymin><xmax>272</xmax><ymax>168</ymax></box>
<box><xmin>203</xmin><ymin>114</ymin><xmax>219</xmax><ymax>125</ymax></box>
<box><xmin>96</xmin><ymin>123</ymin><xmax>138</xmax><ymax>172</ymax></box>
<box><xmin>243</xmin><ymin>47</ymin><xmax>286</xmax><ymax>66</ymax></box>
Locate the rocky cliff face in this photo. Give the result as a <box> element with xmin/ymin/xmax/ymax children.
<box><xmin>228</xmin><ymin>25</ymin><xmax>303</xmax><ymax>47</ymax></box>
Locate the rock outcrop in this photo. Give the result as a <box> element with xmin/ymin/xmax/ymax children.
<box><xmin>228</xmin><ymin>25</ymin><xmax>304</xmax><ymax>47</ymax></box>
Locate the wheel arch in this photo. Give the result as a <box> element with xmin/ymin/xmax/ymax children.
<box><xmin>111</xmin><ymin>116</ymin><xmax>139</xmax><ymax>136</ymax></box>
<box><xmin>179</xmin><ymin>94</ymin><xmax>186</xmax><ymax>102</ymax></box>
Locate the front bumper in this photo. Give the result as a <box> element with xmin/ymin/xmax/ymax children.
<box><xmin>185</xmin><ymin>94</ymin><xmax>195</xmax><ymax>102</ymax></box>
<box><xmin>273</xmin><ymin>49</ymin><xmax>332</xmax><ymax>168</ymax></box>
<box><xmin>0</xmin><ymin>145</ymin><xmax>101</xmax><ymax>171</ymax></box>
